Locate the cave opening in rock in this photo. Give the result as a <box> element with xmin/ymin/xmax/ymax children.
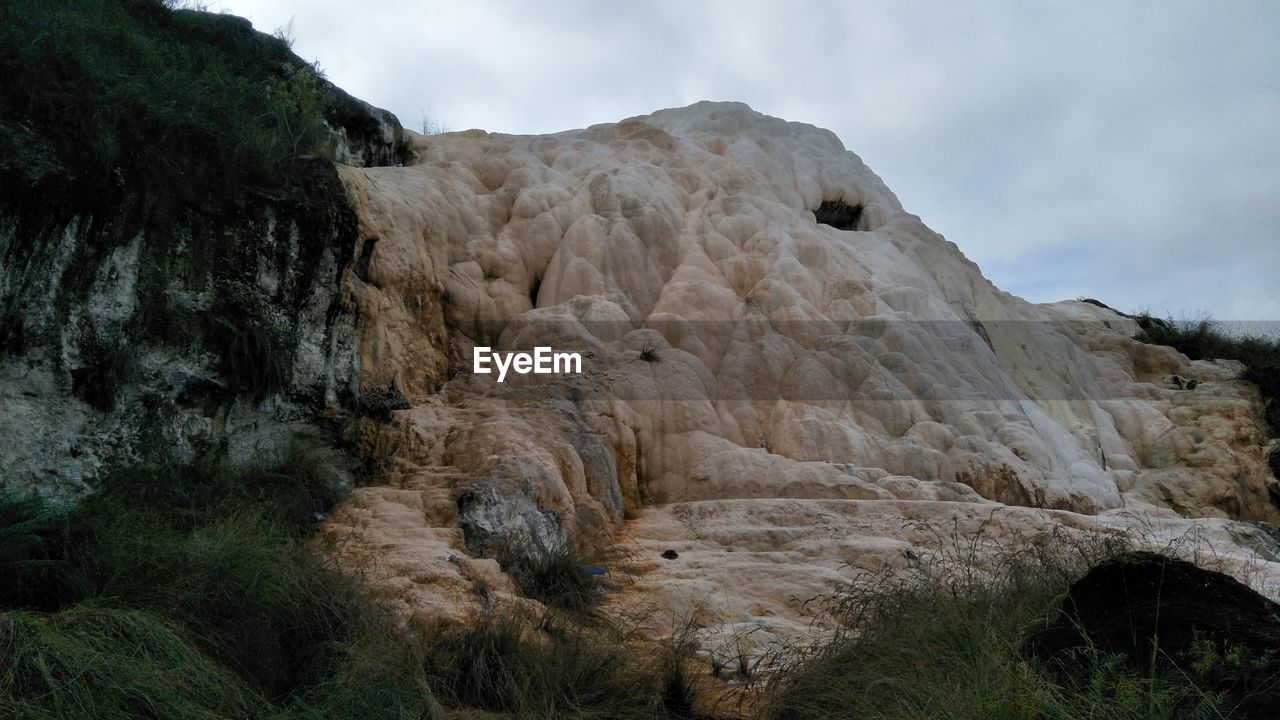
<box><xmin>529</xmin><ymin>275</ymin><xmax>542</xmax><ymax>307</ymax></box>
<box><xmin>814</xmin><ymin>199</ymin><xmax>863</xmax><ymax>231</ymax></box>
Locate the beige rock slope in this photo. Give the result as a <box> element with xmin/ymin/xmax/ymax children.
<box><xmin>325</xmin><ymin>101</ymin><xmax>1280</xmax><ymax>639</ymax></box>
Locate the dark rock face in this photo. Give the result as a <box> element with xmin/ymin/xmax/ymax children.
<box><xmin>456</xmin><ymin>457</ymin><xmax>569</xmax><ymax>563</ymax></box>
<box><xmin>812</xmin><ymin>199</ymin><xmax>863</xmax><ymax>231</ymax></box>
<box><xmin>321</xmin><ymin>83</ymin><xmax>410</xmax><ymax>168</ymax></box>
<box><xmin>0</xmin><ymin>7</ymin><xmax>414</xmax><ymax>499</ymax></box>
<box><xmin>0</xmin><ymin>186</ymin><xmax>362</xmax><ymax>499</ymax></box>
<box><xmin>1027</xmin><ymin>552</ymin><xmax>1280</xmax><ymax>717</ymax></box>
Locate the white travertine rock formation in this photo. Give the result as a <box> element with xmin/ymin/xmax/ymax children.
<box><xmin>325</xmin><ymin>102</ymin><xmax>1280</xmax><ymax>638</ymax></box>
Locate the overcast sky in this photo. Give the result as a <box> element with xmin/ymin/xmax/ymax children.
<box><xmin>216</xmin><ymin>1</ymin><xmax>1279</xmax><ymax>321</ymax></box>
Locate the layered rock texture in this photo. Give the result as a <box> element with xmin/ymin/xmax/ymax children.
<box><xmin>0</xmin><ymin>8</ymin><xmax>411</xmax><ymax>499</ymax></box>
<box><xmin>325</xmin><ymin>102</ymin><xmax>1280</xmax><ymax>639</ymax></box>
<box><xmin>6</xmin><ymin>68</ymin><xmax>1276</xmax><ymax>644</ymax></box>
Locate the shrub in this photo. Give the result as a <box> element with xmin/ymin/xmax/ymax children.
<box><xmin>284</xmin><ymin>629</ymin><xmax>440</xmax><ymax>720</ymax></box>
<box><xmin>0</xmin><ymin>490</ymin><xmax>70</xmax><ymax>610</ymax></box>
<box><xmin>0</xmin><ymin>602</ymin><xmax>265</xmax><ymax>720</ymax></box>
<box><xmin>501</xmin><ymin>539</ymin><xmax>603</xmax><ymax>613</ymax></box>
<box><xmin>0</xmin><ymin>452</ymin><xmax>440</xmax><ymax>718</ymax></box>
<box><xmin>96</xmin><ymin>446</ymin><xmax>344</xmax><ymax>536</ymax></box>
<box><xmin>425</xmin><ymin>609</ymin><xmax>662</xmax><ymax>719</ymax></box>
<box><xmin>0</xmin><ymin>0</ymin><xmax>330</xmax><ymax>214</ymax></box>
<box><xmin>762</xmin><ymin>525</ymin><xmax>1230</xmax><ymax>720</ymax></box>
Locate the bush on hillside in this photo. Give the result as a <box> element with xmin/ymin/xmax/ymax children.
<box><xmin>762</xmin><ymin>525</ymin><xmax>1250</xmax><ymax>720</ymax></box>
<box><xmin>0</xmin><ymin>0</ymin><xmax>330</xmax><ymax>215</ymax></box>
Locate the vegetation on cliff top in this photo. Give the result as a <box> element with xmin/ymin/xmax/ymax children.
<box><xmin>0</xmin><ymin>0</ymin><xmax>330</xmax><ymax>216</ymax></box>
<box><xmin>0</xmin><ymin>0</ymin><xmax>362</xmax><ymax>406</ymax></box>
<box><xmin>1135</xmin><ymin>314</ymin><xmax>1280</xmax><ymax>439</ymax></box>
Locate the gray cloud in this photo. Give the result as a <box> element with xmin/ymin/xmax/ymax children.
<box><xmin>217</xmin><ymin>0</ymin><xmax>1279</xmax><ymax>320</ymax></box>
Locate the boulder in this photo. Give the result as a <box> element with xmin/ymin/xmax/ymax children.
<box><xmin>1027</xmin><ymin>552</ymin><xmax>1280</xmax><ymax>717</ymax></box>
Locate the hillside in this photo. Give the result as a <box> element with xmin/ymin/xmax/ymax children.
<box><xmin>3</xmin><ymin>2</ymin><xmax>1280</xmax><ymax>718</ymax></box>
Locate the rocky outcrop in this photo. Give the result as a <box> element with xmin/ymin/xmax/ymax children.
<box><xmin>323</xmin><ymin>102</ymin><xmax>1280</xmax><ymax>635</ymax></box>
<box><xmin>0</xmin><ymin>179</ymin><xmax>360</xmax><ymax>499</ymax></box>
<box><xmin>321</xmin><ymin>82</ymin><xmax>410</xmax><ymax>168</ymax></box>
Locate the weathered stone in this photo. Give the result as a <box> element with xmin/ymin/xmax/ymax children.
<box><xmin>456</xmin><ymin>456</ymin><xmax>569</xmax><ymax>563</ymax></box>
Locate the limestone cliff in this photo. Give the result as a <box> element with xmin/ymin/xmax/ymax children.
<box><xmin>326</xmin><ymin>102</ymin><xmax>1280</xmax><ymax>638</ymax></box>
<box><xmin>0</xmin><ymin>8</ymin><xmax>410</xmax><ymax>499</ymax></box>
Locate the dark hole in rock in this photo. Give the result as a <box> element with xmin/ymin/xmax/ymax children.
<box><xmin>661</xmin><ymin>549</ymin><xmax>679</xmax><ymax>560</ymax></box>
<box><xmin>354</xmin><ymin>237</ymin><xmax>378</xmax><ymax>282</ymax></box>
<box><xmin>529</xmin><ymin>275</ymin><xmax>542</xmax><ymax>307</ymax></box>
<box><xmin>813</xmin><ymin>199</ymin><xmax>863</xmax><ymax>231</ymax></box>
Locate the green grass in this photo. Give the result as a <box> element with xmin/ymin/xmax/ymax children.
<box><xmin>762</xmin><ymin>532</ymin><xmax>1232</xmax><ymax>720</ymax></box>
<box><xmin>0</xmin><ymin>0</ymin><xmax>329</xmax><ymax>215</ymax></box>
<box><xmin>0</xmin><ymin>452</ymin><xmax>700</xmax><ymax>719</ymax></box>
<box><xmin>424</xmin><ymin>610</ymin><xmax>678</xmax><ymax>719</ymax></box>
<box><xmin>0</xmin><ymin>453</ymin><xmax>441</xmax><ymax>719</ymax></box>
<box><xmin>4</xmin><ymin>466</ymin><xmax>1268</xmax><ymax>720</ymax></box>
<box><xmin>0</xmin><ymin>490</ymin><xmax>69</xmax><ymax>610</ymax></box>
<box><xmin>1136</xmin><ymin>315</ymin><xmax>1280</xmax><ymax>371</ymax></box>
<box><xmin>1</xmin><ymin>603</ymin><xmax>264</xmax><ymax>720</ymax></box>
<box><xmin>503</xmin><ymin>541</ymin><xmax>604</xmax><ymax>613</ymax></box>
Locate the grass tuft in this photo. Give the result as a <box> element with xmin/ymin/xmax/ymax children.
<box><xmin>426</xmin><ymin>609</ymin><xmax>663</xmax><ymax>719</ymax></box>
<box><xmin>0</xmin><ymin>602</ymin><xmax>265</xmax><ymax>720</ymax></box>
<box><xmin>0</xmin><ymin>451</ymin><xmax>441</xmax><ymax>718</ymax></box>
<box><xmin>507</xmin><ymin>541</ymin><xmax>603</xmax><ymax>613</ymax></box>
<box><xmin>762</xmin><ymin>525</ymin><xmax>1241</xmax><ymax>720</ymax></box>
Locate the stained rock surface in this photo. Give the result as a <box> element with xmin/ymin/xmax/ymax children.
<box><xmin>325</xmin><ymin>102</ymin><xmax>1280</xmax><ymax>639</ymax></box>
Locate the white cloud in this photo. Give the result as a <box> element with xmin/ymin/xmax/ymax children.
<box><xmin>214</xmin><ymin>0</ymin><xmax>1280</xmax><ymax>319</ymax></box>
